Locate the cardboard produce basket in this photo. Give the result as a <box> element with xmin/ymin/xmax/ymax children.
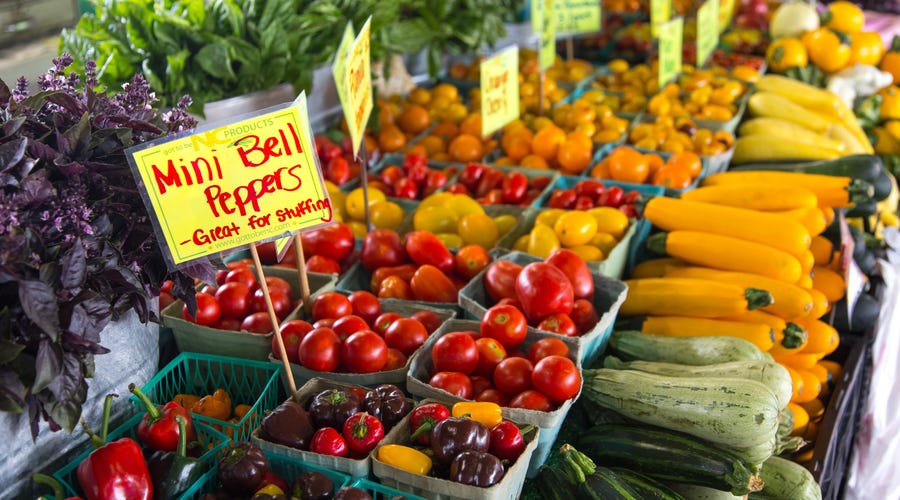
<box><xmin>272</xmin><ymin>300</ymin><xmax>456</xmax><ymax>392</ymax></box>
<box><xmin>162</xmin><ymin>267</ymin><xmax>336</xmax><ymax>361</ymax></box>
<box><xmin>251</xmin><ymin>377</ymin><xmax>413</xmax><ymax>478</ymax></box>
<box><xmin>457</xmin><ymin>251</ymin><xmax>627</xmax><ymax>366</ymax></box>
<box><xmin>372</xmin><ymin>398</ymin><xmax>540</xmax><ymax>500</ymax></box>
<box><xmin>406</xmin><ymin>320</ymin><xmax>579</xmax><ymax>477</ymax></box>
<box><xmin>346</xmin><ymin>478</ymin><xmax>428</xmax><ymax>500</ymax></box>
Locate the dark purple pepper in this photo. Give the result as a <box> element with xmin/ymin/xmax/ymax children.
<box><xmin>334</xmin><ymin>486</ymin><xmax>374</xmax><ymax>500</ymax></box>
<box><xmin>216</xmin><ymin>442</ymin><xmax>269</xmax><ymax>495</ymax></box>
<box><xmin>363</xmin><ymin>384</ymin><xmax>411</xmax><ymax>431</ymax></box>
<box><xmin>449</xmin><ymin>451</ymin><xmax>505</xmax><ymax>487</ymax></box>
<box><xmin>259</xmin><ymin>400</ymin><xmax>315</xmax><ymax>450</ymax></box>
<box><xmin>308</xmin><ymin>389</ymin><xmax>363</xmax><ymax>429</ymax></box>
<box><xmin>430</xmin><ymin>417</ymin><xmax>490</xmax><ymax>464</ymax></box>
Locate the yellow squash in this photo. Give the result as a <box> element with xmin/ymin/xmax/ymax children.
<box><xmin>702</xmin><ymin>170</ymin><xmax>862</xmax><ymax>208</ymax></box>
<box><xmin>681</xmin><ymin>184</ymin><xmax>818</xmax><ymax>212</ymax></box>
<box><xmin>640</xmin><ymin>316</ymin><xmax>776</xmax><ymax>352</ymax></box>
<box><xmin>732</xmin><ymin>134</ymin><xmax>841</xmax><ymax>164</ymax></box>
<box><xmin>621</xmin><ymin>277</ymin><xmax>774</xmax><ymax>318</ymax></box>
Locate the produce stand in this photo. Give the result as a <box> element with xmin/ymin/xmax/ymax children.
<box><xmin>5</xmin><ymin>1</ymin><xmax>900</xmax><ymax>499</ymax></box>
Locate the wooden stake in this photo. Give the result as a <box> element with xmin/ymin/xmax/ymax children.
<box><xmin>566</xmin><ymin>35</ymin><xmax>574</xmax><ymax>61</ymax></box>
<box><xmin>250</xmin><ymin>243</ymin><xmax>297</xmax><ymax>398</ymax></box>
<box><xmin>292</xmin><ymin>235</ymin><xmax>311</xmax><ymax>315</ymax></box>
<box><xmin>358</xmin><ymin>141</ymin><xmax>372</xmax><ymax>231</ymax></box>
<box><xmin>539</xmin><ymin>69</ymin><xmax>546</xmax><ymax>116</ymax></box>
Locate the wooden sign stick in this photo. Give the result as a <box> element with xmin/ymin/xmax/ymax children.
<box><xmin>249</xmin><ymin>243</ymin><xmax>298</xmax><ymax>397</ymax></box>
<box><xmin>292</xmin><ymin>235</ymin><xmax>311</xmax><ymax>314</ymax></box>
<box><xmin>358</xmin><ymin>140</ymin><xmax>372</xmax><ymax>231</ymax></box>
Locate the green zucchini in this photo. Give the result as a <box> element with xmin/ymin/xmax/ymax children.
<box><xmin>602</xmin><ymin>356</ymin><xmax>792</xmax><ymax>409</ymax></box>
<box><xmin>845</xmin><ymin>197</ymin><xmax>878</xmax><ymax>217</ymax></box>
<box><xmin>669</xmin><ymin>483</ymin><xmax>745</xmax><ymax>500</ymax></box>
<box><xmin>578</xmin><ymin>424</ymin><xmax>764</xmax><ymax>495</ymax></box>
<box><xmin>582</xmin><ymin>368</ymin><xmax>780</xmax><ymax>447</ymax></box>
<box><xmin>872</xmin><ymin>165</ymin><xmax>893</xmax><ymax>201</ymax></box>
<box><xmin>609</xmin><ymin>468</ymin><xmax>686</xmax><ymax>500</ymax></box>
<box><xmin>609</xmin><ymin>330</ymin><xmax>767</xmax><ymax>366</ymax></box>
<box><xmin>777</xmin><ymin>407</ymin><xmax>794</xmax><ymax>440</ymax></box>
<box><xmin>535</xmin><ymin>464</ymin><xmax>577</xmax><ymax>500</ymax></box>
<box><xmin>730</xmin><ymin>436</ymin><xmax>776</xmax><ymax>465</ymax></box>
<box><xmin>557</xmin><ymin>444</ymin><xmax>641</xmax><ymax>500</ymax></box>
<box><xmin>751</xmin><ymin>456</ymin><xmax>822</xmax><ymax>500</ymax></box>
<box><xmin>730</xmin><ymin>154</ymin><xmax>882</xmax><ymax>183</ymax></box>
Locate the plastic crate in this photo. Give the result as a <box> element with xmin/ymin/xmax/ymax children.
<box><xmin>131</xmin><ymin>352</ymin><xmax>282</xmax><ymax>443</ymax></box>
<box><xmin>179</xmin><ymin>449</ymin><xmax>352</xmax><ymax>500</ymax></box>
<box><xmin>53</xmin><ymin>412</ymin><xmax>229</xmax><ymax>499</ymax></box>
<box><xmin>347</xmin><ymin>478</ymin><xmax>428</xmax><ymax>500</ymax></box>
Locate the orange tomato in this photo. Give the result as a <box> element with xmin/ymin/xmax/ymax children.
<box><xmin>432</xmin><ymin>121</ymin><xmax>459</xmax><ymax>140</ymax></box>
<box><xmin>459</xmin><ymin>114</ymin><xmax>483</xmax><ymax>137</ymax></box>
<box><xmin>589</xmin><ymin>158</ymin><xmax>612</xmax><ymax>179</ymax></box>
<box><xmin>645</xmin><ymin>153</ymin><xmax>665</xmax><ymax>176</ymax></box>
<box><xmin>520</xmin><ymin>154</ymin><xmax>550</xmax><ymax>169</ymax></box>
<box><xmin>557</xmin><ymin>140</ymin><xmax>592</xmax><ymax>174</ymax></box>
<box><xmin>532</xmin><ymin>125</ymin><xmax>567</xmax><ymax>162</ymax></box>
<box><xmin>378</xmin><ymin>125</ymin><xmax>407</xmax><ymax>153</ymax></box>
<box><xmin>668</xmin><ymin>151</ymin><xmax>702</xmax><ymax>178</ymax></box>
<box><xmin>607</xmin><ymin>147</ymin><xmax>649</xmax><ymax>184</ymax></box>
<box><xmin>652</xmin><ymin>164</ymin><xmax>693</xmax><ymax>189</ymax></box>
<box><xmin>448</xmin><ymin>134</ymin><xmax>485</xmax><ymax>162</ymax></box>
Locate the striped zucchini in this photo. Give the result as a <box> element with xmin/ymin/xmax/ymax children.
<box><xmin>610</xmin><ymin>468</ymin><xmax>687</xmax><ymax>500</ymax></box>
<box><xmin>609</xmin><ymin>330</ymin><xmax>767</xmax><ymax>365</ymax></box>
<box><xmin>578</xmin><ymin>424</ymin><xmax>764</xmax><ymax>495</ymax></box>
<box><xmin>750</xmin><ymin>456</ymin><xmax>822</xmax><ymax>500</ymax></box>
<box><xmin>670</xmin><ymin>483</ymin><xmax>746</xmax><ymax>500</ymax></box>
<box><xmin>535</xmin><ymin>464</ymin><xmax>577</xmax><ymax>500</ymax></box>
<box><xmin>558</xmin><ymin>444</ymin><xmax>641</xmax><ymax>500</ymax></box>
<box><xmin>602</xmin><ymin>356</ymin><xmax>792</xmax><ymax>409</ymax></box>
<box><xmin>729</xmin><ymin>436</ymin><xmax>777</xmax><ymax>465</ymax></box>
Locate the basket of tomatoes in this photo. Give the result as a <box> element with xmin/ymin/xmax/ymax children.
<box><xmin>588</xmin><ymin>145</ymin><xmax>710</xmax><ymax>197</ymax></box>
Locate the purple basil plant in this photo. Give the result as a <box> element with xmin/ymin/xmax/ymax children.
<box><xmin>0</xmin><ymin>54</ymin><xmax>215</xmax><ymax>438</ymax></box>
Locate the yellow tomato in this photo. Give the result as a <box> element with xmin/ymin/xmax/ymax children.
<box><xmin>554</xmin><ymin>211</ymin><xmax>598</xmax><ymax>247</ymax></box>
<box><xmin>823</xmin><ymin>1</ymin><xmax>865</xmax><ymax>35</ymax></box>
<box><xmin>512</xmin><ymin>234</ymin><xmax>530</xmax><ymax>252</ymax></box>
<box><xmin>534</xmin><ymin>208</ymin><xmax>567</xmax><ymax>228</ymax></box>
<box><xmin>345</xmin><ymin>188</ymin><xmax>386</xmax><ymax>221</ymax></box>
<box><xmin>590</xmin><ymin>232</ymin><xmax>619</xmax><ymax>255</ymax></box>
<box><xmin>413</xmin><ymin>205</ymin><xmax>459</xmax><ymax>234</ymax></box>
<box><xmin>370</xmin><ymin>200</ymin><xmax>405</xmax><ymax>229</ymax></box>
<box><xmin>492</xmin><ymin>215</ymin><xmax>517</xmax><ymax>236</ymax></box>
<box><xmin>568</xmin><ymin>244</ymin><xmax>605</xmax><ymax>262</ymax></box>
<box><xmin>527</xmin><ymin>225</ymin><xmax>561</xmax><ymax>258</ymax></box>
<box><xmin>457</xmin><ymin>213</ymin><xmax>499</xmax><ymax>248</ymax></box>
<box><xmin>444</xmin><ymin>194</ymin><xmax>485</xmax><ymax>218</ymax></box>
<box><xmin>435</xmin><ymin>233</ymin><xmax>464</xmax><ymax>249</ymax></box>
<box><xmin>765</xmin><ymin>38</ymin><xmax>808</xmax><ymax>73</ymax></box>
<box><xmin>586</xmin><ymin>207</ymin><xmax>629</xmax><ymax>240</ymax></box>
<box><xmin>346</xmin><ymin>220</ymin><xmax>368</xmax><ymax>239</ymax></box>
<box><xmin>418</xmin><ymin>192</ymin><xmax>455</xmax><ymax>211</ymax></box>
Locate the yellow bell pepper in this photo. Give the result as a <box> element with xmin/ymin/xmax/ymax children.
<box><xmin>377</xmin><ymin>444</ymin><xmax>432</xmax><ymax>475</ymax></box>
<box><xmin>452</xmin><ymin>401</ymin><xmax>503</xmax><ymax>429</ymax></box>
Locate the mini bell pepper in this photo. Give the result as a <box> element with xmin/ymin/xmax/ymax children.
<box><xmin>449</xmin><ymin>450</ymin><xmax>505</xmax><ymax>487</ymax></box>
<box><xmin>452</xmin><ymin>401</ymin><xmax>503</xmax><ymax>429</ymax></box>
<box><xmin>129</xmin><ymin>383</ymin><xmax>195</xmax><ymax>452</ymax></box>
<box><xmin>147</xmin><ymin>415</ymin><xmax>202</xmax><ymax>499</ymax></box>
<box><xmin>377</xmin><ymin>444</ymin><xmax>433</xmax><ymax>475</ymax></box>
<box><xmin>77</xmin><ymin>394</ymin><xmax>153</xmax><ymax>500</ymax></box>
<box><xmin>217</xmin><ymin>441</ymin><xmax>269</xmax><ymax>495</ymax></box>
<box><xmin>171</xmin><ymin>393</ymin><xmax>201</xmax><ymax>409</ymax></box>
<box><xmin>431</xmin><ymin>417</ymin><xmax>490</xmax><ymax>465</ymax></box>
<box><xmin>364</xmin><ymin>384</ymin><xmax>411</xmax><ymax>432</ymax></box>
<box><xmin>408</xmin><ymin>402</ymin><xmax>450</xmax><ymax>445</ymax></box>
<box><xmin>191</xmin><ymin>388</ymin><xmax>232</xmax><ymax>421</ymax></box>
<box><xmin>489</xmin><ymin>421</ymin><xmax>534</xmax><ymax>461</ymax></box>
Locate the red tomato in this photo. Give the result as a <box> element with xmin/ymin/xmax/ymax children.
<box><xmin>469</xmin><ymin>375</ymin><xmax>493</xmax><ymax>395</ymax></box>
<box><xmin>574</xmin><ymin>195</ymin><xmax>594</xmax><ymax>210</ymax></box>
<box><xmin>454</xmin><ymin>245</ymin><xmax>492</xmax><ymax>281</ymax></box>
<box><xmin>496</xmin><ymin>297</ymin><xmax>522</xmax><ymax>309</ymax></box>
<box><xmin>484</xmin><ymin>261</ymin><xmax>523</xmax><ymax>303</ymax></box>
<box><xmin>215</xmin><ymin>269</ymin><xmax>229</xmax><ymax>286</ymax></box>
<box><xmin>480</xmin><ymin>304</ymin><xmax>528</xmax><ymax>349</ymax></box>
<box><xmin>599</xmin><ymin>186</ymin><xmax>624</xmax><ymax>207</ymax></box>
<box><xmin>378</xmin><ymin>275</ymin><xmax>414</xmax><ymax>300</ymax></box>
<box><xmin>445</xmin><ymin>183</ymin><xmax>470</xmax><ymax>195</ymax></box>
<box><xmin>528</xmin><ymin>338</ymin><xmax>571</xmax><ymax>364</ymax></box>
<box><xmin>410</xmin><ymin>310</ymin><xmax>443</xmax><ymax>334</ymax></box>
<box><xmin>272</xmin><ymin>320</ymin><xmax>314</xmax><ymax>364</ymax></box>
<box><xmin>299</xmin><ymin>327</ymin><xmax>342</xmax><ymax>372</ymax></box>
<box><xmin>264</xmin><ymin>277</ymin><xmax>293</xmax><ymax>295</ymax></box>
<box><xmin>384</xmin><ymin>318</ymin><xmax>429</xmax><ymax>356</ymax></box>
<box><xmin>393</xmin><ymin>177</ymin><xmax>419</xmax><ymax>200</ymax></box>
<box><xmin>429</xmin><ymin>372</ymin><xmax>473</xmax><ymax>399</ymax></box>
<box><xmin>509</xmin><ymin>390</ymin><xmax>554</xmax><ymax>411</ymax></box>
<box><xmin>312</xmin><ymin>292</ymin><xmax>353</xmax><ymax>321</ymax></box>
<box><xmin>370</xmin><ymin>265</ymin><xmax>417</xmax><ymax>293</ymax></box>
<box><xmin>361</xmin><ymin>229</ymin><xmax>408</xmax><ymax>271</ymax></box>
<box><xmin>380</xmin><ymin>165</ymin><xmax>404</xmax><ymax>187</ymax></box>
<box><xmin>432</xmin><ymin>331</ymin><xmax>479</xmax><ymax>374</ymax></box>
<box><xmin>402</xmin><ymin>153</ymin><xmax>428</xmax><ymax>171</ymax></box>
<box><xmin>373</xmin><ymin>312</ymin><xmax>403</xmax><ymax>336</ymax></box>
<box><xmin>475</xmin><ymin>388</ymin><xmax>509</xmax><ymax>406</ymax></box>
<box><xmin>574</xmin><ymin>179</ymin><xmax>605</xmax><ymax>199</ymax></box>
<box><xmin>459</xmin><ymin>163</ymin><xmax>485</xmax><ymax>191</ymax></box>
<box><xmin>474</xmin><ymin>337</ymin><xmax>507</xmax><ymax>377</ymax></box>
<box><xmin>159</xmin><ymin>292</ymin><xmax>175</xmax><ymax>311</ymax></box>
<box><xmin>548</xmin><ymin>189</ymin><xmax>577</xmax><ymax>209</ymax></box>
<box><xmin>501</xmin><ymin>171</ymin><xmax>529</xmax><ymax>204</ymax></box>
<box><xmin>160</xmin><ymin>280</ymin><xmax>174</xmax><ymax>294</ymax></box>
<box><xmin>199</xmin><ymin>284</ymin><xmax>217</xmax><ymax>296</ymax></box>
<box><xmin>406</xmin><ymin>164</ymin><xmax>430</xmax><ymax>189</ymax></box>
<box><xmin>325</xmin><ymin>156</ymin><xmax>350</xmax><ymax>185</ymax></box>
<box><xmin>307</xmin><ymin>255</ymin><xmax>341</xmax><ymax>274</ymax></box>
<box><xmin>570</xmin><ymin>299</ymin><xmax>600</xmax><ymax>334</ymax></box>
<box><xmin>332</xmin><ymin>315</ymin><xmax>370</xmax><ymax>341</ymax></box>
<box><xmin>546</xmin><ymin>249</ymin><xmax>594</xmax><ymax>300</ymax></box>
<box><xmin>250</xmin><ymin>288</ymin><xmax>293</xmax><ymax>320</ymax></box>
<box><xmin>342</xmin><ymin>330</ymin><xmax>388</xmax><ymax>373</ymax></box>
<box><xmin>225</xmin><ymin>267</ymin><xmax>257</xmax><ymax>291</ymax></box>
<box><xmin>515</xmin><ymin>262</ymin><xmax>574</xmax><ymax>322</ymax></box>
<box><xmin>532</xmin><ymin>355</ymin><xmax>581</xmax><ymax>404</ymax></box>
<box><xmin>301</xmin><ymin>223</ymin><xmax>355</xmax><ymax>262</ymax></box>
<box><xmin>255</xmin><ymin>242</ymin><xmax>279</xmax><ymax>265</ymax></box>
<box><xmin>537</xmin><ymin>313</ymin><xmax>578</xmax><ymax>337</ymax></box>
<box><xmin>410</xmin><ymin>265</ymin><xmax>457</xmax><ymax>303</ymax></box>
<box><xmin>313</xmin><ymin>318</ymin><xmax>336</xmax><ymax>329</ymax></box>
<box><xmin>384</xmin><ymin>348</ymin><xmax>408</xmax><ymax>370</ymax></box>
<box><xmin>405</xmin><ymin>231</ymin><xmax>454</xmax><ymax>273</ymax></box>
<box><xmin>348</xmin><ymin>291</ymin><xmax>382</xmax><ymax>326</ymax></box>
<box><xmin>240</xmin><ymin>311</ymin><xmax>274</xmax><ymax>334</ymax></box>
<box><xmin>493</xmin><ymin>357</ymin><xmax>533</xmax><ymax>397</ymax></box>
<box><xmin>476</xmin><ymin>169</ymin><xmax>505</xmax><ymax>197</ymax></box>
<box><xmin>182</xmin><ymin>292</ymin><xmax>221</xmax><ymax>327</ymax></box>
<box><xmin>424</xmin><ymin>170</ymin><xmax>448</xmax><ymax>195</ymax></box>
<box><xmin>216</xmin><ymin>317</ymin><xmax>242</xmax><ymax>331</ymax></box>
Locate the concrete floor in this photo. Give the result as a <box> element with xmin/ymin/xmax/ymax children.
<box><xmin>0</xmin><ymin>35</ymin><xmax>61</xmax><ymax>90</ymax></box>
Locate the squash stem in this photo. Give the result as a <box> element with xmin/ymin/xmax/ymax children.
<box><xmin>745</xmin><ymin>288</ymin><xmax>775</xmax><ymax>310</ymax></box>
<box><xmin>645</xmin><ymin>233</ymin><xmax>668</xmax><ymax>256</ymax></box>
<box><xmin>781</xmin><ymin>322</ymin><xmax>808</xmax><ymax>348</ymax></box>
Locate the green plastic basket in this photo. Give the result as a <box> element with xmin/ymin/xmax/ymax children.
<box><xmin>131</xmin><ymin>352</ymin><xmax>282</xmax><ymax>443</ymax></box>
<box><xmin>347</xmin><ymin>478</ymin><xmax>428</xmax><ymax>500</ymax></box>
<box><xmin>52</xmin><ymin>412</ymin><xmax>229</xmax><ymax>499</ymax></box>
<box><xmin>179</xmin><ymin>450</ymin><xmax>352</xmax><ymax>499</ymax></box>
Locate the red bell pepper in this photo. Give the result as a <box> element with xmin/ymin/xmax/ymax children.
<box><xmin>77</xmin><ymin>394</ymin><xmax>153</xmax><ymax>500</ymax></box>
<box><xmin>32</xmin><ymin>473</ymin><xmax>83</xmax><ymax>500</ymax></box>
<box><xmin>129</xmin><ymin>382</ymin><xmax>195</xmax><ymax>452</ymax></box>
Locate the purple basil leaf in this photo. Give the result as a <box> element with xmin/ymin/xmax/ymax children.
<box><xmin>0</xmin><ymin>172</ymin><xmax>16</xmax><ymax>187</ymax></box>
<box><xmin>19</xmin><ymin>172</ymin><xmax>55</xmax><ymax>204</ymax></box>
<box><xmin>1</xmin><ymin>115</ymin><xmax>24</xmax><ymax>136</ymax></box>
<box><xmin>64</xmin><ymin>112</ymin><xmax>91</xmax><ymax>157</ymax></box>
<box><xmin>0</xmin><ymin>78</ymin><xmax>10</xmax><ymax>105</ymax></box>
<box><xmin>67</xmin><ymin>296</ymin><xmax>111</xmax><ymax>341</ymax></box>
<box><xmin>0</xmin><ymin>339</ymin><xmax>25</xmax><ymax>364</ymax></box>
<box><xmin>44</xmin><ymin>91</ymin><xmax>85</xmax><ymax>116</ymax></box>
<box><xmin>18</xmin><ymin>280</ymin><xmax>60</xmax><ymax>339</ymax></box>
<box><xmin>0</xmin><ymin>368</ymin><xmax>26</xmax><ymax>414</ymax></box>
<box><xmin>26</xmin><ymin>140</ymin><xmax>59</xmax><ymax>163</ymax></box>
<box><xmin>60</xmin><ymin>239</ymin><xmax>87</xmax><ymax>289</ymax></box>
<box><xmin>61</xmin><ymin>331</ymin><xmax>110</xmax><ymax>354</ymax></box>
<box><xmin>0</xmin><ymin>137</ymin><xmax>26</xmax><ymax>171</ymax></box>
<box><xmin>32</xmin><ymin>339</ymin><xmax>62</xmax><ymax>393</ymax></box>
<box><xmin>44</xmin><ymin>355</ymin><xmax>87</xmax><ymax>433</ymax></box>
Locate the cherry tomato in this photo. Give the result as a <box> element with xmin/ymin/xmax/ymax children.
<box><xmin>370</xmin><ymin>265</ymin><xmax>417</xmax><ymax>294</ymax></box>
<box><xmin>574</xmin><ymin>179</ymin><xmax>606</xmax><ymax>199</ymax></box>
<box><xmin>410</xmin><ymin>310</ymin><xmax>443</xmax><ymax>334</ymax></box>
<box><xmin>432</xmin><ymin>331</ymin><xmax>479</xmax><ymax>374</ymax></box>
<box><xmin>373</xmin><ymin>312</ymin><xmax>403</xmax><ymax>336</ymax></box>
<box><xmin>307</xmin><ymin>255</ymin><xmax>342</xmax><ymax>274</ymax></box>
<box><xmin>484</xmin><ymin>261</ymin><xmax>523</xmax><ymax>303</ymax></box>
<box><xmin>501</xmin><ymin>171</ymin><xmax>529</xmax><ymax>204</ymax></box>
<box><xmin>532</xmin><ymin>355</ymin><xmax>581</xmax><ymax>404</ymax></box>
<box><xmin>424</xmin><ymin>170</ymin><xmax>448</xmax><ymax>195</ymax></box>
<box><xmin>515</xmin><ymin>262</ymin><xmax>574</xmax><ymax>323</ymax></box>
<box><xmin>159</xmin><ymin>292</ymin><xmax>175</xmax><ymax>311</ymax></box>
<box><xmin>384</xmin><ymin>318</ymin><xmax>429</xmax><ymax>356</ymax></box>
<box><xmin>250</xmin><ymin>288</ymin><xmax>293</xmax><ymax>320</ymax></box>
<box><xmin>325</xmin><ymin>156</ymin><xmax>350</xmax><ymax>185</ymax></box>
<box><xmin>481</xmin><ymin>304</ymin><xmax>528</xmax><ymax>350</ymax></box>
<box><xmin>509</xmin><ymin>390</ymin><xmax>554</xmax><ymax>411</ymax></box>
<box><xmin>182</xmin><ymin>292</ymin><xmax>221</xmax><ymax>327</ymax></box>
<box><xmin>301</xmin><ymin>223</ymin><xmax>355</xmax><ymax>262</ymax></box>
<box><xmin>402</xmin><ymin>152</ymin><xmax>428</xmax><ymax>171</ymax></box>
<box><xmin>384</xmin><ymin>348</ymin><xmax>408</xmax><ymax>370</ymax></box>
<box><xmin>446</xmin><ymin>183</ymin><xmax>470</xmax><ymax>195</ymax></box>
<box><xmin>474</xmin><ymin>337</ymin><xmax>507</xmax><ymax>378</ymax></box>
<box><xmin>215</xmin><ymin>269</ymin><xmax>229</xmax><ymax>286</ymax></box>
<box><xmin>537</xmin><ymin>313</ymin><xmax>578</xmax><ymax>337</ymax></box>
<box><xmin>475</xmin><ymin>388</ymin><xmax>509</xmax><ymax>406</ymax></box>
<box><xmin>342</xmin><ymin>330</ymin><xmax>388</xmax><ymax>373</ymax></box>
<box><xmin>361</xmin><ymin>229</ymin><xmax>408</xmax><ymax>271</ymax></box>
<box><xmin>255</xmin><ymin>242</ymin><xmax>279</xmax><ymax>265</ymax></box>
<box><xmin>429</xmin><ymin>371</ymin><xmax>473</xmax><ymax>399</ymax></box>
<box><xmin>225</xmin><ymin>266</ymin><xmax>257</xmax><ymax>291</ymax></box>
<box><xmin>598</xmin><ymin>186</ymin><xmax>624</xmax><ymax>207</ymax></box>
<box><xmin>548</xmin><ymin>189</ymin><xmax>577</xmax><ymax>209</ymax></box>
<box><xmin>574</xmin><ymin>195</ymin><xmax>595</xmax><ymax>210</ymax></box>
<box><xmin>299</xmin><ymin>327</ymin><xmax>342</xmax><ymax>372</ymax></box>
<box><xmin>313</xmin><ymin>318</ymin><xmax>336</xmax><ymax>329</ymax></box>
<box><xmin>264</xmin><ymin>277</ymin><xmax>293</xmax><ymax>296</ymax></box>
<box><xmin>459</xmin><ymin>162</ymin><xmax>485</xmax><ymax>191</ymax></box>
<box><xmin>199</xmin><ymin>284</ymin><xmax>217</xmax><ymax>296</ymax></box>
<box><xmin>378</xmin><ymin>275</ymin><xmax>414</xmax><ymax>300</ymax></box>
<box><xmin>272</xmin><ymin>319</ymin><xmax>314</xmax><ymax>364</ymax></box>
<box><xmin>240</xmin><ymin>311</ymin><xmax>274</xmax><ymax>334</ymax></box>
<box><xmin>546</xmin><ymin>248</ymin><xmax>594</xmax><ymax>300</ymax></box>
<box><xmin>405</xmin><ymin>231</ymin><xmax>454</xmax><ymax>273</ymax></box>
<box><xmin>493</xmin><ymin>357</ymin><xmax>533</xmax><ymax>397</ymax></box>
<box><xmin>332</xmin><ymin>315</ymin><xmax>370</xmax><ymax>341</ymax></box>
<box><xmin>570</xmin><ymin>299</ymin><xmax>600</xmax><ymax>334</ymax></box>
<box><xmin>469</xmin><ymin>375</ymin><xmax>494</xmax><ymax>395</ymax></box>
<box><xmin>410</xmin><ymin>265</ymin><xmax>458</xmax><ymax>303</ymax></box>
<box><xmin>160</xmin><ymin>280</ymin><xmax>174</xmax><ymax>295</ymax></box>
<box><xmin>454</xmin><ymin>245</ymin><xmax>492</xmax><ymax>281</ymax></box>
<box><xmin>528</xmin><ymin>338</ymin><xmax>571</xmax><ymax>364</ymax></box>
<box><xmin>393</xmin><ymin>177</ymin><xmax>419</xmax><ymax>200</ymax></box>
<box><xmin>380</xmin><ymin>165</ymin><xmax>404</xmax><ymax>187</ymax></box>
<box><xmin>216</xmin><ymin>317</ymin><xmax>242</xmax><ymax>331</ymax></box>
<box><xmin>348</xmin><ymin>291</ymin><xmax>382</xmax><ymax>326</ymax></box>
<box><xmin>312</xmin><ymin>292</ymin><xmax>353</xmax><ymax>321</ymax></box>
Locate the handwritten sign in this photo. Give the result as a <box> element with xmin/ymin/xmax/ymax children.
<box><xmin>481</xmin><ymin>46</ymin><xmax>520</xmax><ymax>136</ymax></box>
<box><xmin>333</xmin><ymin>23</ymin><xmax>354</xmax><ymax>114</ymax></box>
<box><xmin>555</xmin><ymin>0</ymin><xmax>601</xmax><ymax>35</ymax></box>
<box><xmin>127</xmin><ymin>93</ymin><xmax>333</xmax><ymax>269</ymax></box>
<box><xmin>696</xmin><ymin>0</ymin><xmax>719</xmax><ymax>66</ymax></box>
<box><xmin>651</xmin><ymin>0</ymin><xmax>671</xmax><ymax>38</ymax></box>
<box><xmin>345</xmin><ymin>16</ymin><xmax>373</xmax><ymax>157</ymax></box>
<box><xmin>532</xmin><ymin>0</ymin><xmax>556</xmax><ymax>70</ymax></box>
<box><xmin>719</xmin><ymin>0</ymin><xmax>736</xmax><ymax>32</ymax></box>
<box><xmin>657</xmin><ymin>17</ymin><xmax>683</xmax><ymax>87</ymax></box>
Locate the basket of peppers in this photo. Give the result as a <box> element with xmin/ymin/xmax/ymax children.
<box><xmin>371</xmin><ymin>399</ymin><xmax>539</xmax><ymax>500</ymax></box>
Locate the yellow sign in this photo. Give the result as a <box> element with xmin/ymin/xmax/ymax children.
<box><xmin>332</xmin><ymin>22</ymin><xmax>354</xmax><ymax>113</ymax></box>
<box><xmin>480</xmin><ymin>46</ymin><xmax>520</xmax><ymax>136</ymax></box>
<box><xmin>346</xmin><ymin>16</ymin><xmax>373</xmax><ymax>158</ymax></box>
<box><xmin>534</xmin><ymin>0</ymin><xmax>556</xmax><ymax>71</ymax></box>
<box><xmin>127</xmin><ymin>92</ymin><xmax>333</xmax><ymax>268</ymax></box>
<box><xmin>651</xmin><ymin>0</ymin><xmax>671</xmax><ymax>38</ymax></box>
<box><xmin>658</xmin><ymin>17</ymin><xmax>683</xmax><ymax>87</ymax></box>
<box><xmin>555</xmin><ymin>0</ymin><xmax>601</xmax><ymax>35</ymax></box>
<box><xmin>696</xmin><ymin>0</ymin><xmax>719</xmax><ymax>66</ymax></box>
<box><xmin>719</xmin><ymin>0</ymin><xmax>735</xmax><ymax>32</ymax></box>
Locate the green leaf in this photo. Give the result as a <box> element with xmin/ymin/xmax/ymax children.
<box><xmin>32</xmin><ymin>340</ymin><xmax>62</xmax><ymax>394</ymax></box>
<box><xmin>196</xmin><ymin>42</ymin><xmax>236</xmax><ymax>80</ymax></box>
<box><xmin>165</xmin><ymin>51</ymin><xmax>189</xmax><ymax>100</ymax></box>
<box><xmin>0</xmin><ymin>339</ymin><xmax>25</xmax><ymax>365</ymax></box>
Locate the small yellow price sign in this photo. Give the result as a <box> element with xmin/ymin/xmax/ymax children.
<box><xmin>658</xmin><ymin>17</ymin><xmax>684</xmax><ymax>88</ymax></box>
<box><xmin>345</xmin><ymin>16</ymin><xmax>373</xmax><ymax>157</ymax></box>
<box><xmin>532</xmin><ymin>0</ymin><xmax>556</xmax><ymax>70</ymax></box>
<box><xmin>719</xmin><ymin>0</ymin><xmax>736</xmax><ymax>32</ymax></box>
<box><xmin>126</xmin><ymin>92</ymin><xmax>333</xmax><ymax>269</ymax></box>
<box><xmin>696</xmin><ymin>0</ymin><xmax>719</xmax><ymax>66</ymax></box>
<box><xmin>555</xmin><ymin>0</ymin><xmax>601</xmax><ymax>35</ymax></box>
<box><xmin>651</xmin><ymin>0</ymin><xmax>671</xmax><ymax>38</ymax></box>
<box><xmin>332</xmin><ymin>22</ymin><xmax>354</xmax><ymax>115</ymax></box>
<box><xmin>480</xmin><ymin>46</ymin><xmax>520</xmax><ymax>136</ymax></box>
